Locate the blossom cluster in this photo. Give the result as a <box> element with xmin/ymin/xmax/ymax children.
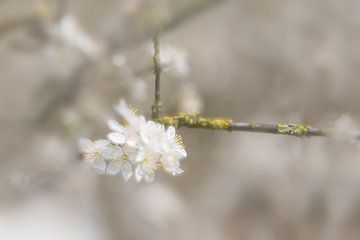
<box><xmin>78</xmin><ymin>100</ymin><xmax>187</xmax><ymax>182</ymax></box>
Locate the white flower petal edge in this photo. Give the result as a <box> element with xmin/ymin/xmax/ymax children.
<box><xmin>94</xmin><ymin>139</ymin><xmax>110</xmax><ymax>148</ymax></box>
<box><xmin>121</xmin><ymin>161</ymin><xmax>133</xmax><ymax>181</ymax></box>
<box><xmin>107</xmin><ymin>119</ymin><xmax>125</xmax><ymax>133</ymax></box>
<box><xmin>78</xmin><ymin>138</ymin><xmax>94</xmax><ymax>153</ymax></box>
<box><xmin>106</xmin><ymin>160</ymin><xmax>123</xmax><ymax>175</ymax></box>
<box><xmin>92</xmin><ymin>158</ymin><xmax>107</xmax><ymax>174</ymax></box>
<box><xmin>107</xmin><ymin>132</ymin><xmax>126</xmax><ymax>145</ymax></box>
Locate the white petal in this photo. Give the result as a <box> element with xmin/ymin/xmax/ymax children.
<box><xmin>135</xmin><ymin>165</ymin><xmax>143</xmax><ymax>182</ymax></box>
<box><xmin>140</xmin><ymin>131</ymin><xmax>150</xmax><ymax>145</ymax></box>
<box><xmin>78</xmin><ymin>138</ymin><xmax>94</xmax><ymax>153</ymax></box>
<box><xmin>167</xmin><ymin>126</ymin><xmax>176</xmax><ymax>140</ymax></box>
<box><xmin>147</xmin><ymin>121</ymin><xmax>157</xmax><ymax>130</ymax></box>
<box><xmin>178</xmin><ymin>148</ymin><xmax>187</xmax><ymax>158</ymax></box>
<box><xmin>127</xmin><ymin>151</ymin><xmax>139</xmax><ymax>164</ymax></box>
<box><xmin>106</xmin><ymin>160</ymin><xmax>122</xmax><ymax>175</ymax></box>
<box><xmin>114</xmin><ymin>99</ymin><xmax>135</xmax><ymax>122</ymax></box>
<box><xmin>144</xmin><ymin>172</ymin><xmax>155</xmax><ymax>183</ymax></box>
<box><xmin>126</xmin><ymin>139</ymin><xmax>138</xmax><ymax>148</ymax></box>
<box><xmin>92</xmin><ymin>158</ymin><xmax>106</xmax><ymax>174</ymax></box>
<box><xmin>148</xmin><ymin>120</ymin><xmax>165</xmax><ymax>132</ymax></box>
<box><xmin>160</xmin><ymin>141</ymin><xmax>170</xmax><ymax>153</ymax></box>
<box><xmin>157</xmin><ymin>123</ymin><xmax>165</xmax><ymax>132</ymax></box>
<box><xmin>107</xmin><ymin>132</ymin><xmax>125</xmax><ymax>145</ymax></box>
<box><xmin>114</xmin><ymin>99</ymin><xmax>127</xmax><ymax>114</ymax></box>
<box><xmin>138</xmin><ymin>116</ymin><xmax>146</xmax><ymax>124</ymax></box>
<box><xmin>172</xmin><ymin>146</ymin><xmax>187</xmax><ymax>158</ymax></box>
<box><xmin>136</xmin><ymin>149</ymin><xmax>145</xmax><ymax>162</ymax></box>
<box><xmin>121</xmin><ymin>161</ymin><xmax>133</xmax><ymax>181</ymax></box>
<box><xmin>94</xmin><ymin>139</ymin><xmax>110</xmax><ymax>148</ymax></box>
<box><xmin>171</xmin><ymin>165</ymin><xmax>184</xmax><ymax>176</ymax></box>
<box><xmin>102</xmin><ymin>145</ymin><xmax>122</xmax><ymax>160</ymax></box>
<box><xmin>107</xmin><ymin>119</ymin><xmax>125</xmax><ymax>132</ymax></box>
<box><xmin>162</xmin><ymin>157</ymin><xmax>184</xmax><ymax>176</ymax></box>
<box><xmin>162</xmin><ymin>157</ymin><xmax>177</xmax><ymax>170</ymax></box>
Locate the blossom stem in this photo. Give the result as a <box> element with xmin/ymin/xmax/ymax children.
<box><xmin>151</xmin><ymin>31</ymin><xmax>162</xmax><ymax>120</ymax></box>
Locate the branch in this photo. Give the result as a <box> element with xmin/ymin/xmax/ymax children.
<box><xmin>228</xmin><ymin>122</ymin><xmax>325</xmax><ymax>137</ymax></box>
<box><xmin>162</xmin><ymin>0</ymin><xmax>225</xmax><ymax>33</ymax></box>
<box><xmin>0</xmin><ymin>15</ymin><xmax>38</xmax><ymax>37</ymax></box>
<box><xmin>158</xmin><ymin>113</ymin><xmax>346</xmax><ymax>138</ymax></box>
<box><xmin>151</xmin><ymin>31</ymin><xmax>162</xmax><ymax>120</ymax></box>
<box><xmin>148</xmin><ymin>14</ymin><xmax>356</xmax><ymax>141</ymax></box>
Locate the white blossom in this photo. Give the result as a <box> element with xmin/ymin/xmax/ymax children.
<box><xmin>78</xmin><ymin>138</ymin><xmax>109</xmax><ymax>174</ymax></box>
<box><xmin>102</xmin><ymin>144</ymin><xmax>133</xmax><ymax>180</ymax></box>
<box><xmin>110</xmin><ymin>155</ymin><xmax>133</xmax><ymax>181</ymax></box>
<box><xmin>134</xmin><ymin>152</ymin><xmax>160</xmax><ymax>183</ymax></box>
<box><xmin>78</xmin><ymin>138</ymin><xmax>133</xmax><ymax>180</ymax></box>
<box><xmin>79</xmin><ymin>99</ymin><xmax>187</xmax><ymax>183</ymax></box>
<box><xmin>160</xmin><ymin>126</ymin><xmax>186</xmax><ymax>176</ymax></box>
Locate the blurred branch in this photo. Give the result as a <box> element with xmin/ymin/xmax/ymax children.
<box><xmin>109</xmin><ymin>0</ymin><xmax>225</xmax><ymax>51</ymax></box>
<box><xmin>163</xmin><ymin>0</ymin><xmax>225</xmax><ymax>32</ymax></box>
<box><xmin>35</xmin><ymin>60</ymin><xmax>93</xmax><ymax>123</ymax></box>
<box><xmin>0</xmin><ymin>15</ymin><xmax>38</xmax><ymax>37</ymax></box>
<box><xmin>0</xmin><ymin>0</ymin><xmax>67</xmax><ymax>38</ymax></box>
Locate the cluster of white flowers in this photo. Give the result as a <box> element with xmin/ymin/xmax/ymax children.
<box><xmin>78</xmin><ymin>100</ymin><xmax>187</xmax><ymax>182</ymax></box>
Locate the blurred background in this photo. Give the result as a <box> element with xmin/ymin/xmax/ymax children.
<box><xmin>1</xmin><ymin>0</ymin><xmax>360</xmax><ymax>239</ymax></box>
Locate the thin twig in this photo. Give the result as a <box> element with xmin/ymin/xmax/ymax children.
<box><xmin>162</xmin><ymin>0</ymin><xmax>225</xmax><ymax>32</ymax></box>
<box><xmin>151</xmin><ymin>31</ymin><xmax>162</xmax><ymax>120</ymax></box>
<box><xmin>108</xmin><ymin>0</ymin><xmax>225</xmax><ymax>51</ymax></box>
<box><xmin>0</xmin><ymin>15</ymin><xmax>39</xmax><ymax>37</ymax></box>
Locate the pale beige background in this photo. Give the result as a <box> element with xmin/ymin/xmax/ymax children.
<box><xmin>1</xmin><ymin>0</ymin><xmax>360</xmax><ymax>239</ymax></box>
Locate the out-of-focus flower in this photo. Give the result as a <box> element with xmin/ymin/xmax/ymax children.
<box><xmin>177</xmin><ymin>83</ymin><xmax>204</xmax><ymax>113</ymax></box>
<box><xmin>149</xmin><ymin>44</ymin><xmax>190</xmax><ymax>76</ymax></box>
<box><xmin>332</xmin><ymin>114</ymin><xmax>359</xmax><ymax>143</ymax></box>
<box><xmin>112</xmin><ymin>54</ymin><xmax>127</xmax><ymax>67</ymax></box>
<box><xmin>130</xmin><ymin>80</ymin><xmax>148</xmax><ymax>102</ymax></box>
<box><xmin>79</xmin><ymin>99</ymin><xmax>187</xmax><ymax>183</ymax></box>
<box><xmin>58</xmin><ymin>15</ymin><xmax>102</xmax><ymax>58</ymax></box>
<box><xmin>123</xmin><ymin>0</ymin><xmax>171</xmax><ymax>28</ymax></box>
<box><xmin>44</xmin><ymin>13</ymin><xmax>102</xmax><ymax>58</ymax></box>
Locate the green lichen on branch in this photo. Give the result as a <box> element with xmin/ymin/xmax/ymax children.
<box><xmin>276</xmin><ymin>123</ymin><xmax>312</xmax><ymax>137</ymax></box>
<box><xmin>158</xmin><ymin>113</ymin><xmax>233</xmax><ymax>130</ymax></box>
